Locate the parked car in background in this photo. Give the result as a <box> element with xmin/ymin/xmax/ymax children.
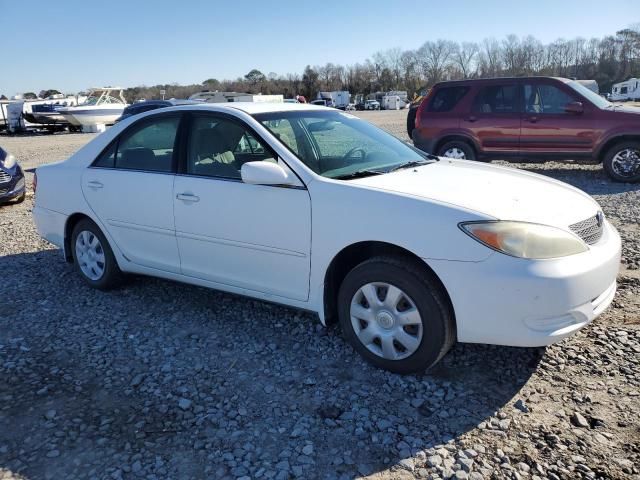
<box><xmin>0</xmin><ymin>147</ymin><xmax>25</xmax><ymax>204</ymax></box>
<box><xmin>310</xmin><ymin>99</ymin><xmax>334</xmax><ymax>108</ymax></box>
<box><xmin>365</xmin><ymin>99</ymin><xmax>380</xmax><ymax>110</ymax></box>
<box><xmin>33</xmin><ymin>103</ymin><xmax>620</xmax><ymax>373</ymax></box>
<box><xmin>116</xmin><ymin>99</ymin><xmax>199</xmax><ymax>123</ymax></box>
<box><xmin>412</xmin><ymin>76</ymin><xmax>640</xmax><ymax>182</ymax></box>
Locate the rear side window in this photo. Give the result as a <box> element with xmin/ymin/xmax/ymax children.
<box><xmin>472</xmin><ymin>85</ymin><xmax>519</xmax><ymax>113</ymax></box>
<box><xmin>92</xmin><ymin>116</ymin><xmax>180</xmax><ymax>172</ymax></box>
<box><xmin>427</xmin><ymin>86</ymin><xmax>469</xmax><ymax>112</ymax></box>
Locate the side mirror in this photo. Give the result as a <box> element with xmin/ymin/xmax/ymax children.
<box><xmin>564</xmin><ymin>101</ymin><xmax>584</xmax><ymax>114</ymax></box>
<box><xmin>241</xmin><ymin>161</ymin><xmax>297</xmax><ymax>186</ymax></box>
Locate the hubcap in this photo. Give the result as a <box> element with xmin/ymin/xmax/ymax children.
<box><xmin>611</xmin><ymin>148</ymin><xmax>640</xmax><ymax>178</ymax></box>
<box><xmin>350</xmin><ymin>282</ymin><xmax>423</xmax><ymax>361</ymax></box>
<box><xmin>75</xmin><ymin>230</ymin><xmax>106</xmax><ymax>281</ymax></box>
<box><xmin>443</xmin><ymin>147</ymin><xmax>466</xmax><ymax>159</ymax></box>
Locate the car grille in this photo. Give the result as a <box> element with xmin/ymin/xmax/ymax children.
<box><xmin>0</xmin><ymin>188</ymin><xmax>8</xmax><ymax>195</ymax></box>
<box><xmin>0</xmin><ymin>170</ymin><xmax>11</xmax><ymax>183</ymax></box>
<box><xmin>569</xmin><ymin>214</ymin><xmax>604</xmax><ymax>245</ymax></box>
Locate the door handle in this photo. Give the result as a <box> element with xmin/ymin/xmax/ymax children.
<box><xmin>467</xmin><ymin>115</ymin><xmax>477</xmax><ymax>122</ymax></box>
<box><xmin>528</xmin><ymin>116</ymin><xmax>539</xmax><ymax>123</ymax></box>
<box><xmin>87</xmin><ymin>180</ymin><xmax>103</xmax><ymax>189</ymax></box>
<box><xmin>176</xmin><ymin>193</ymin><xmax>200</xmax><ymax>202</ymax></box>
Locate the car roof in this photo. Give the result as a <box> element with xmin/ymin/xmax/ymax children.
<box><xmin>166</xmin><ymin>102</ymin><xmax>328</xmax><ymax>115</ymax></box>
<box><xmin>433</xmin><ymin>76</ymin><xmax>572</xmax><ymax>87</ymax></box>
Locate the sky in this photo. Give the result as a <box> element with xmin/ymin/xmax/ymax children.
<box><xmin>0</xmin><ymin>0</ymin><xmax>637</xmax><ymax>96</ymax></box>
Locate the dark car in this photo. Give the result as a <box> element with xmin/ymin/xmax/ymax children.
<box><xmin>412</xmin><ymin>76</ymin><xmax>640</xmax><ymax>182</ymax></box>
<box><xmin>0</xmin><ymin>147</ymin><xmax>25</xmax><ymax>203</ymax></box>
<box><xmin>116</xmin><ymin>99</ymin><xmax>199</xmax><ymax>122</ymax></box>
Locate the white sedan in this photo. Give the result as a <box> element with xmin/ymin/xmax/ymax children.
<box><xmin>33</xmin><ymin>103</ymin><xmax>621</xmax><ymax>373</ymax></box>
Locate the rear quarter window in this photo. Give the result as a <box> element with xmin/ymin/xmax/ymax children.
<box><xmin>427</xmin><ymin>86</ymin><xmax>469</xmax><ymax>112</ymax></box>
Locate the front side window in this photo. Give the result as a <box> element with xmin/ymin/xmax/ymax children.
<box><xmin>93</xmin><ymin>116</ymin><xmax>179</xmax><ymax>171</ymax></box>
<box><xmin>257</xmin><ymin>110</ymin><xmax>431</xmax><ymax>179</ymax></box>
<box><xmin>472</xmin><ymin>85</ymin><xmax>519</xmax><ymax>113</ymax></box>
<box><xmin>187</xmin><ymin>116</ymin><xmax>276</xmax><ymax>179</ymax></box>
<box><xmin>427</xmin><ymin>86</ymin><xmax>469</xmax><ymax>113</ymax></box>
<box><xmin>524</xmin><ymin>84</ymin><xmax>575</xmax><ymax>114</ymax></box>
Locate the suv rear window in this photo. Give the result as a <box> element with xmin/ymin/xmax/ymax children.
<box><xmin>472</xmin><ymin>85</ymin><xmax>519</xmax><ymax>113</ymax></box>
<box><xmin>427</xmin><ymin>86</ymin><xmax>469</xmax><ymax>112</ymax></box>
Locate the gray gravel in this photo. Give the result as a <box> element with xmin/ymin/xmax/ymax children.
<box><xmin>1</xmin><ymin>112</ymin><xmax>639</xmax><ymax>479</ymax></box>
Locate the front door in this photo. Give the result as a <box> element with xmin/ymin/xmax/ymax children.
<box><xmin>82</xmin><ymin>114</ymin><xmax>182</xmax><ymax>273</ymax></box>
<box><xmin>463</xmin><ymin>82</ymin><xmax>521</xmax><ymax>157</ymax></box>
<box><xmin>173</xmin><ymin>114</ymin><xmax>312</xmax><ymax>301</ymax></box>
<box><xmin>520</xmin><ymin>80</ymin><xmax>595</xmax><ymax>159</ymax></box>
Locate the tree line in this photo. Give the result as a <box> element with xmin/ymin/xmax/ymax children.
<box><xmin>5</xmin><ymin>27</ymin><xmax>639</xmax><ymax>102</ymax></box>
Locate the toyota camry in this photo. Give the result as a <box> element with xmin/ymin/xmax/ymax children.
<box><xmin>33</xmin><ymin>103</ymin><xmax>621</xmax><ymax>373</ymax></box>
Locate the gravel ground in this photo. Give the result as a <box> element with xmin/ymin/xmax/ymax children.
<box><xmin>0</xmin><ymin>111</ymin><xmax>638</xmax><ymax>480</ymax></box>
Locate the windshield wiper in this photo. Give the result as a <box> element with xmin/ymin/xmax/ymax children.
<box><xmin>332</xmin><ymin>169</ymin><xmax>387</xmax><ymax>180</ymax></box>
<box><xmin>387</xmin><ymin>159</ymin><xmax>432</xmax><ymax>173</ymax></box>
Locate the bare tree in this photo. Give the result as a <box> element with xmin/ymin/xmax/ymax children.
<box><xmin>454</xmin><ymin>42</ymin><xmax>479</xmax><ymax>78</ymax></box>
<box><xmin>417</xmin><ymin>40</ymin><xmax>456</xmax><ymax>84</ymax></box>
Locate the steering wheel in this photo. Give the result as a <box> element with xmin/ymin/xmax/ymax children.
<box><xmin>343</xmin><ymin>147</ymin><xmax>367</xmax><ymax>161</ymax></box>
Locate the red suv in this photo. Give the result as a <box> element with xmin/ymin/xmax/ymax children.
<box><xmin>412</xmin><ymin>76</ymin><xmax>640</xmax><ymax>182</ymax></box>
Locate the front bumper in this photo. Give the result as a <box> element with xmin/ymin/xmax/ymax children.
<box><xmin>427</xmin><ymin>220</ymin><xmax>621</xmax><ymax>347</ymax></box>
<box><xmin>0</xmin><ymin>165</ymin><xmax>25</xmax><ymax>201</ymax></box>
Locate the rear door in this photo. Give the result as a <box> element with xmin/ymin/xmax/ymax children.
<box><xmin>462</xmin><ymin>82</ymin><xmax>521</xmax><ymax>157</ymax></box>
<box><xmin>82</xmin><ymin>113</ymin><xmax>182</xmax><ymax>273</ymax></box>
<box><xmin>520</xmin><ymin>80</ymin><xmax>595</xmax><ymax>159</ymax></box>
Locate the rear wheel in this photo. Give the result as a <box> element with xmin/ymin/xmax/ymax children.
<box><xmin>337</xmin><ymin>256</ymin><xmax>455</xmax><ymax>373</ymax></box>
<box><xmin>71</xmin><ymin>219</ymin><xmax>123</xmax><ymax>290</ymax></box>
<box><xmin>603</xmin><ymin>141</ymin><xmax>640</xmax><ymax>182</ymax></box>
<box><xmin>437</xmin><ymin>140</ymin><xmax>476</xmax><ymax>161</ymax></box>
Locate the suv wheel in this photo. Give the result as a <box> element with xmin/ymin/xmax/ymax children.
<box><xmin>437</xmin><ymin>141</ymin><xmax>476</xmax><ymax>161</ymax></box>
<box><xmin>406</xmin><ymin>106</ymin><xmax>417</xmax><ymax>139</ymax></box>
<box><xmin>337</xmin><ymin>256</ymin><xmax>455</xmax><ymax>373</ymax></box>
<box><xmin>603</xmin><ymin>141</ymin><xmax>640</xmax><ymax>182</ymax></box>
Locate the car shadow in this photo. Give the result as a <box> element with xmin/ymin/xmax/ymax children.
<box><xmin>1</xmin><ymin>250</ymin><xmax>541</xmax><ymax>479</ymax></box>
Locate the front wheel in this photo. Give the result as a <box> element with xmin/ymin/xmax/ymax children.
<box><xmin>602</xmin><ymin>141</ymin><xmax>640</xmax><ymax>182</ymax></box>
<box><xmin>437</xmin><ymin>140</ymin><xmax>476</xmax><ymax>161</ymax></box>
<box><xmin>71</xmin><ymin>219</ymin><xmax>123</xmax><ymax>290</ymax></box>
<box><xmin>338</xmin><ymin>256</ymin><xmax>455</xmax><ymax>373</ymax></box>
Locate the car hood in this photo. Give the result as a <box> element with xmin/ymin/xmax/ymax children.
<box><xmin>350</xmin><ymin>159</ymin><xmax>600</xmax><ymax>228</ymax></box>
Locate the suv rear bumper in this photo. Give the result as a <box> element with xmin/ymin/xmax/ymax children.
<box><xmin>412</xmin><ymin>130</ymin><xmax>436</xmax><ymax>154</ymax></box>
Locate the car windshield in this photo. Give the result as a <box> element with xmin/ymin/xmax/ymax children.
<box><xmin>566</xmin><ymin>81</ymin><xmax>611</xmax><ymax>109</ymax></box>
<box><xmin>255</xmin><ymin>110</ymin><xmax>433</xmax><ymax>179</ymax></box>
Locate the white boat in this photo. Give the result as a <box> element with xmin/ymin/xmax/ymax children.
<box><xmin>59</xmin><ymin>88</ymin><xmax>128</xmax><ymax>127</ymax></box>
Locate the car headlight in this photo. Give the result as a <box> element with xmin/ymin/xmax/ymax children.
<box><xmin>460</xmin><ymin>221</ymin><xmax>588</xmax><ymax>259</ymax></box>
<box><xmin>2</xmin><ymin>154</ymin><xmax>17</xmax><ymax>169</ymax></box>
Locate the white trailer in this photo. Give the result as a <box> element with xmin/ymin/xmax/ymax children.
<box><xmin>610</xmin><ymin>78</ymin><xmax>640</xmax><ymax>101</ymax></box>
<box><xmin>382</xmin><ymin>95</ymin><xmax>402</xmax><ymax>110</ymax></box>
<box><xmin>317</xmin><ymin>91</ymin><xmax>350</xmax><ymax>109</ymax></box>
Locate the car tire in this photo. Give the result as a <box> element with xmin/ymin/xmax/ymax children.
<box><xmin>437</xmin><ymin>140</ymin><xmax>476</xmax><ymax>161</ymax></box>
<box><xmin>337</xmin><ymin>256</ymin><xmax>455</xmax><ymax>374</ymax></box>
<box><xmin>71</xmin><ymin>218</ymin><xmax>123</xmax><ymax>290</ymax></box>
<box><xmin>15</xmin><ymin>192</ymin><xmax>25</xmax><ymax>203</ymax></box>
<box><xmin>602</xmin><ymin>141</ymin><xmax>640</xmax><ymax>182</ymax></box>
